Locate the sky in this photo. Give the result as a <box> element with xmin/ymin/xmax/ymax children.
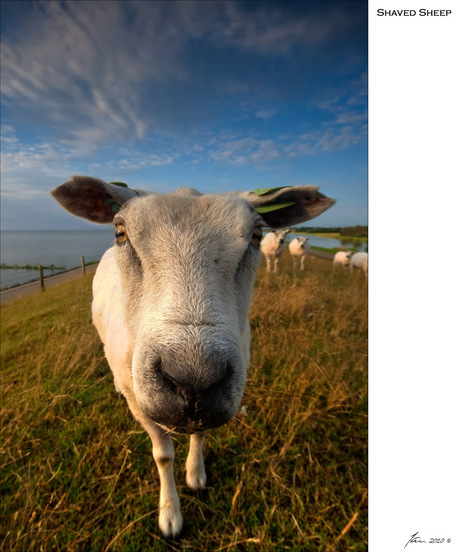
<box><xmin>0</xmin><ymin>0</ymin><xmax>368</xmax><ymax>230</ymax></box>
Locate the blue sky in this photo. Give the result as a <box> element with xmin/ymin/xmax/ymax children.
<box><xmin>1</xmin><ymin>0</ymin><xmax>367</xmax><ymax>230</ymax></box>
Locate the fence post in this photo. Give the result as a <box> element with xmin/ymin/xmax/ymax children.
<box><xmin>81</xmin><ymin>256</ymin><xmax>86</xmax><ymax>276</ymax></box>
<box><xmin>38</xmin><ymin>265</ymin><xmax>45</xmax><ymax>291</ymax></box>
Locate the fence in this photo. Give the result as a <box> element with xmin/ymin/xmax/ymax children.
<box><xmin>0</xmin><ymin>256</ymin><xmax>94</xmax><ymax>295</ymax></box>
<box><xmin>36</xmin><ymin>256</ymin><xmax>88</xmax><ymax>291</ymax></box>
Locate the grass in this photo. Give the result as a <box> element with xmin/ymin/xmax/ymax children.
<box><xmin>1</xmin><ymin>264</ymin><xmax>66</xmax><ymax>270</ymax></box>
<box><xmin>293</xmin><ymin>233</ymin><xmax>368</xmax><ymax>243</ymax></box>
<box><xmin>0</xmin><ymin>253</ymin><xmax>367</xmax><ymax>551</ymax></box>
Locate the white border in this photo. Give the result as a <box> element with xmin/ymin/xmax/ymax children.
<box><xmin>369</xmin><ymin>1</ymin><xmax>459</xmax><ymax>550</ymax></box>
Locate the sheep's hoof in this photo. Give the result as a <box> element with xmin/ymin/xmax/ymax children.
<box><xmin>159</xmin><ymin>506</ymin><xmax>183</xmax><ymax>539</ymax></box>
<box><xmin>186</xmin><ymin>467</ymin><xmax>207</xmax><ymax>491</ymax></box>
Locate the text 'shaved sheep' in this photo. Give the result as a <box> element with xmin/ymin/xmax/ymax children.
<box><xmin>51</xmin><ymin>176</ymin><xmax>335</xmax><ymax>538</ymax></box>
<box><xmin>289</xmin><ymin>236</ymin><xmax>310</xmax><ymax>270</ymax></box>
<box><xmin>260</xmin><ymin>229</ymin><xmax>290</xmax><ymax>272</ymax></box>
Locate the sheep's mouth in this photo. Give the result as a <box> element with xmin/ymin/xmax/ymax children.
<box><xmin>145</xmin><ymin>406</ymin><xmax>235</xmax><ymax>435</ymax></box>
<box><xmin>138</xmin><ymin>374</ymin><xmax>239</xmax><ymax>434</ymax></box>
<box><xmin>158</xmin><ymin>418</ymin><xmax>227</xmax><ymax>435</ymax></box>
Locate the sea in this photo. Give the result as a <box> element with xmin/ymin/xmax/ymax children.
<box><xmin>1</xmin><ymin>230</ymin><xmax>115</xmax><ymax>290</ymax></box>
<box><xmin>0</xmin><ymin>230</ymin><xmax>367</xmax><ymax>290</ymax></box>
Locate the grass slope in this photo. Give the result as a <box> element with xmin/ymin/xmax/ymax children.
<box><xmin>1</xmin><ymin>254</ymin><xmax>367</xmax><ymax>551</ymax></box>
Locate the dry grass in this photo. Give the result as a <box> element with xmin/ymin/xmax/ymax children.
<box><xmin>1</xmin><ymin>253</ymin><xmax>367</xmax><ymax>551</ymax></box>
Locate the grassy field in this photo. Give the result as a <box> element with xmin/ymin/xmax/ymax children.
<box><xmin>0</xmin><ymin>253</ymin><xmax>368</xmax><ymax>551</ymax></box>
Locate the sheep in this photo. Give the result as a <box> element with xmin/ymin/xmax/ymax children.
<box><xmin>350</xmin><ymin>251</ymin><xmax>368</xmax><ymax>276</ymax></box>
<box><xmin>333</xmin><ymin>251</ymin><xmax>352</xmax><ymax>268</ymax></box>
<box><xmin>50</xmin><ymin>176</ymin><xmax>335</xmax><ymax>538</ymax></box>
<box><xmin>260</xmin><ymin>229</ymin><xmax>290</xmax><ymax>272</ymax></box>
<box><xmin>288</xmin><ymin>236</ymin><xmax>310</xmax><ymax>270</ymax></box>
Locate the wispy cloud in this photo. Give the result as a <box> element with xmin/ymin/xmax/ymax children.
<box><xmin>255</xmin><ymin>108</ymin><xmax>278</xmax><ymax>120</ymax></box>
<box><xmin>1</xmin><ymin>1</ymin><xmax>366</xmax><ymax>147</ymax></box>
<box><xmin>208</xmin><ymin>124</ymin><xmax>366</xmax><ymax>166</ymax></box>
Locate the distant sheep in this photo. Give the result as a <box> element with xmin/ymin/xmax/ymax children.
<box><xmin>260</xmin><ymin>229</ymin><xmax>290</xmax><ymax>272</ymax></box>
<box><xmin>289</xmin><ymin>237</ymin><xmax>310</xmax><ymax>270</ymax></box>
<box><xmin>333</xmin><ymin>251</ymin><xmax>352</xmax><ymax>268</ymax></box>
<box><xmin>51</xmin><ymin>176</ymin><xmax>335</xmax><ymax>538</ymax></box>
<box><xmin>350</xmin><ymin>252</ymin><xmax>368</xmax><ymax>276</ymax></box>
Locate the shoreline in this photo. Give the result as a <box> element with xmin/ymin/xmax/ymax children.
<box><xmin>1</xmin><ymin>263</ymin><xmax>99</xmax><ymax>305</ymax></box>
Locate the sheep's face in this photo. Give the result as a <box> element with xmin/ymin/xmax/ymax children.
<box><xmin>261</xmin><ymin>229</ymin><xmax>290</xmax><ymax>256</ymax></box>
<box><xmin>113</xmin><ymin>192</ymin><xmax>263</xmax><ymax>433</ymax></box>
<box><xmin>296</xmin><ymin>237</ymin><xmax>309</xmax><ymax>250</ymax></box>
<box><xmin>274</xmin><ymin>229</ymin><xmax>289</xmax><ymax>247</ymax></box>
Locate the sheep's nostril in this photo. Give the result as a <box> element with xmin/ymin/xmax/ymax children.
<box><xmin>154</xmin><ymin>352</ymin><xmax>230</xmax><ymax>395</ymax></box>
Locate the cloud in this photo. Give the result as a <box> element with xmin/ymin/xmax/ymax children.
<box><xmin>1</xmin><ymin>1</ymin><xmax>367</xmax><ymax>147</ymax></box>
<box><xmin>0</xmin><ymin>124</ymin><xmax>18</xmax><ymax>144</ymax></box>
<box><xmin>1</xmin><ymin>1</ymin><xmax>185</xmax><ymax>145</ymax></box>
<box><xmin>208</xmin><ymin>125</ymin><xmax>366</xmax><ymax>166</ymax></box>
<box><xmin>212</xmin><ymin>1</ymin><xmax>359</xmax><ymax>56</ymax></box>
<box><xmin>1</xmin><ymin>142</ymin><xmax>77</xmax><ymax>181</ymax></box>
<box><xmin>114</xmin><ymin>154</ymin><xmax>174</xmax><ymax>170</ymax></box>
<box><xmin>255</xmin><ymin>108</ymin><xmax>278</xmax><ymax>120</ymax></box>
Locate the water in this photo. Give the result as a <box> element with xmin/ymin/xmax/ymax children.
<box><xmin>1</xmin><ymin>230</ymin><xmax>115</xmax><ymax>290</ymax></box>
<box><xmin>0</xmin><ymin>230</ymin><xmax>368</xmax><ymax>290</ymax></box>
<box><xmin>289</xmin><ymin>233</ymin><xmax>367</xmax><ymax>252</ymax></box>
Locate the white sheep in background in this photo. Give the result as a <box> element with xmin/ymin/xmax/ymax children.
<box><xmin>260</xmin><ymin>229</ymin><xmax>290</xmax><ymax>272</ymax></box>
<box><xmin>288</xmin><ymin>237</ymin><xmax>310</xmax><ymax>270</ymax></box>
<box><xmin>51</xmin><ymin>176</ymin><xmax>335</xmax><ymax>538</ymax></box>
<box><xmin>333</xmin><ymin>251</ymin><xmax>352</xmax><ymax>268</ymax></box>
<box><xmin>350</xmin><ymin>251</ymin><xmax>368</xmax><ymax>277</ymax></box>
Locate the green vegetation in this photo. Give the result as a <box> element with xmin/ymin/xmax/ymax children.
<box><xmin>1</xmin><ymin>255</ymin><xmax>367</xmax><ymax>551</ymax></box>
<box><xmin>310</xmin><ymin>245</ymin><xmax>343</xmax><ymax>255</ymax></box>
<box><xmin>340</xmin><ymin>226</ymin><xmax>367</xmax><ymax>239</ymax></box>
<box><xmin>294</xmin><ymin>227</ymin><xmax>342</xmax><ymax>234</ymax></box>
<box><xmin>1</xmin><ymin>263</ymin><xmax>65</xmax><ymax>270</ymax></box>
<box><xmin>293</xmin><ymin>226</ymin><xmax>368</xmax><ymax>241</ymax></box>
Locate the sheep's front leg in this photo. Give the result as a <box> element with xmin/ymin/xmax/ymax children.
<box><xmin>122</xmin><ymin>389</ymin><xmax>183</xmax><ymax>537</ymax></box>
<box><xmin>186</xmin><ymin>433</ymin><xmax>207</xmax><ymax>490</ymax></box>
<box><xmin>274</xmin><ymin>257</ymin><xmax>280</xmax><ymax>273</ymax></box>
<box><xmin>151</xmin><ymin>428</ymin><xmax>183</xmax><ymax>538</ymax></box>
<box><xmin>265</xmin><ymin>256</ymin><xmax>272</xmax><ymax>272</ymax></box>
<box><xmin>300</xmin><ymin>256</ymin><xmax>305</xmax><ymax>270</ymax></box>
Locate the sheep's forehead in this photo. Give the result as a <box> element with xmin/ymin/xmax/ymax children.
<box><xmin>119</xmin><ymin>193</ymin><xmax>256</xmax><ymax>242</ymax></box>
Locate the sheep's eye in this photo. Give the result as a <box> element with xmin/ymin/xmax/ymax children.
<box><xmin>251</xmin><ymin>227</ymin><xmax>263</xmax><ymax>247</ymax></box>
<box><xmin>115</xmin><ymin>224</ymin><xmax>128</xmax><ymax>243</ymax></box>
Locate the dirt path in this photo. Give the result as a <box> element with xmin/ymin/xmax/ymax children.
<box><xmin>1</xmin><ymin>264</ymin><xmax>99</xmax><ymax>305</ymax></box>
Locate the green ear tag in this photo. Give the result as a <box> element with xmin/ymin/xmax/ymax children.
<box><xmin>255</xmin><ymin>201</ymin><xmax>295</xmax><ymax>214</ymax></box>
<box><xmin>252</xmin><ymin>186</ymin><xmax>290</xmax><ymax>196</ymax></box>
<box><xmin>104</xmin><ymin>198</ymin><xmax>121</xmax><ymax>213</ymax></box>
<box><xmin>109</xmin><ymin>181</ymin><xmax>128</xmax><ymax>188</ymax></box>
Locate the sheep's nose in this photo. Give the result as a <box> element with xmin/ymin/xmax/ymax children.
<box><xmin>279</xmin><ymin>239</ymin><xmax>284</xmax><ymax>245</ymax></box>
<box><xmin>154</xmin><ymin>348</ymin><xmax>231</xmax><ymax>411</ymax></box>
<box><xmin>160</xmin><ymin>360</ymin><xmax>229</xmax><ymax>416</ymax></box>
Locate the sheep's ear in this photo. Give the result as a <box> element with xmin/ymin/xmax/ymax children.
<box><xmin>50</xmin><ymin>176</ymin><xmax>139</xmax><ymax>223</ymax></box>
<box><xmin>240</xmin><ymin>186</ymin><xmax>336</xmax><ymax>229</ymax></box>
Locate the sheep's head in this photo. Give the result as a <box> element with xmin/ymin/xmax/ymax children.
<box><xmin>294</xmin><ymin>236</ymin><xmax>309</xmax><ymax>250</ymax></box>
<box><xmin>51</xmin><ymin>177</ymin><xmax>335</xmax><ymax>432</ymax></box>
